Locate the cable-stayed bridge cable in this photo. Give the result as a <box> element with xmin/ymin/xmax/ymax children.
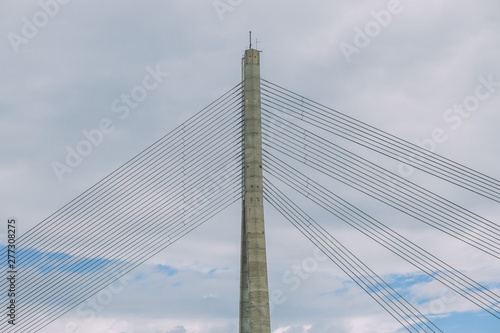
<box><xmin>0</xmin><ymin>83</ymin><xmax>244</xmax><ymax>332</ymax></box>
<box><xmin>9</xmin><ymin>128</ymin><xmax>242</xmax><ymax>328</ymax></box>
<box><xmin>261</xmin><ymin>111</ymin><xmax>500</xmax><ymax>258</ymax></box>
<box><xmin>265</xmin><ymin>179</ymin><xmax>442</xmax><ymax>333</ymax></box>
<box><xmin>15</xmin><ymin>84</ymin><xmax>243</xmax><ymax>252</ymax></box>
<box><xmin>262</xmin><ymin>151</ymin><xmax>500</xmax><ymax>319</ymax></box>
<box><xmin>16</xmin><ymin>147</ymin><xmax>242</xmax><ymax>316</ymax></box>
<box><xmin>261</xmin><ymin>79</ymin><xmax>500</xmax><ymax>202</ymax></box>
<box><xmin>262</xmin><ymin>132</ymin><xmax>500</xmax><ymax>258</ymax></box>
<box><xmin>6</xmin><ymin>85</ymin><xmax>242</xmax><ymax>274</ymax></box>
<box><xmin>18</xmin><ymin>186</ymin><xmax>241</xmax><ymax>333</ymax></box>
<box><xmin>7</xmin><ymin>98</ymin><xmax>242</xmax><ymax>312</ymax></box>
<box><xmin>4</xmin><ymin>145</ymin><xmax>240</xmax><ymax>330</ymax></box>
<box><xmin>15</xmin><ymin>104</ymin><xmax>242</xmax><ymax>276</ymax></box>
<box><xmin>261</xmin><ymin>109</ymin><xmax>500</xmax><ymax>235</ymax></box>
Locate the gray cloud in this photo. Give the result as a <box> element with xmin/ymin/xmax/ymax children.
<box><xmin>2</xmin><ymin>0</ymin><xmax>499</xmax><ymax>332</ymax></box>
<box><xmin>166</xmin><ymin>326</ymin><xmax>186</xmax><ymax>333</ymax></box>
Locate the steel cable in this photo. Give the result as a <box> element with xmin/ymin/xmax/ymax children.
<box><xmin>265</xmin><ymin>179</ymin><xmax>442</xmax><ymax>333</ymax></box>
<box><xmin>261</xmin><ymin>111</ymin><xmax>500</xmax><ymax>257</ymax></box>
<box><xmin>261</xmin><ymin>79</ymin><xmax>500</xmax><ymax>202</ymax></box>
<box><xmin>262</xmin><ymin>152</ymin><xmax>500</xmax><ymax>318</ymax></box>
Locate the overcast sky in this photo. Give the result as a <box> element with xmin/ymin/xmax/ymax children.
<box><xmin>1</xmin><ymin>1</ymin><xmax>499</xmax><ymax>332</ymax></box>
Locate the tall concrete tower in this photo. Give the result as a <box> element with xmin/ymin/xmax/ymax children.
<box><xmin>239</xmin><ymin>48</ymin><xmax>271</xmax><ymax>333</ymax></box>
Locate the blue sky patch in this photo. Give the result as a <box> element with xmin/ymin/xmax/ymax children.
<box><xmin>3</xmin><ymin>247</ymin><xmax>122</xmax><ymax>275</ymax></box>
<box><xmin>155</xmin><ymin>264</ymin><xmax>179</xmax><ymax>276</ymax></box>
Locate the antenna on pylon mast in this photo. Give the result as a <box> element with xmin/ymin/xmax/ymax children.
<box><xmin>249</xmin><ymin>31</ymin><xmax>252</xmax><ymax>49</ymax></box>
